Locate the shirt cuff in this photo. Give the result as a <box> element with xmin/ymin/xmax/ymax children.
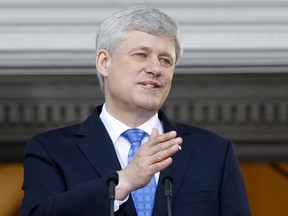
<box><xmin>114</xmin><ymin>194</ymin><xmax>129</xmax><ymax>212</ymax></box>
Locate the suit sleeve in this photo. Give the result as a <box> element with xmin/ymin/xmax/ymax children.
<box><xmin>20</xmin><ymin>137</ymin><xmax>111</xmax><ymax>216</ymax></box>
<box><xmin>219</xmin><ymin>141</ymin><xmax>251</xmax><ymax>216</ymax></box>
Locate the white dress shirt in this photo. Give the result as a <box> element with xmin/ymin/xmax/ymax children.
<box><xmin>99</xmin><ymin>104</ymin><xmax>163</xmax><ymax>211</ymax></box>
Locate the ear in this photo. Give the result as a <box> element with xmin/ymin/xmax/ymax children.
<box><xmin>96</xmin><ymin>49</ymin><xmax>111</xmax><ymax>77</ymax></box>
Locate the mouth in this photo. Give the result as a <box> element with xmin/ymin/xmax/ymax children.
<box><xmin>140</xmin><ymin>81</ymin><xmax>161</xmax><ymax>89</ymax></box>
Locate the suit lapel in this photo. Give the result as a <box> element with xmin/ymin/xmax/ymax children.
<box><xmin>153</xmin><ymin>110</ymin><xmax>196</xmax><ymax>215</ymax></box>
<box><xmin>75</xmin><ymin>106</ymin><xmax>121</xmax><ymax>176</ymax></box>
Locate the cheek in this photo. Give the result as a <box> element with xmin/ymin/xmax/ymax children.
<box><xmin>108</xmin><ymin>70</ymin><xmax>132</xmax><ymax>92</ymax></box>
<box><xmin>110</xmin><ymin>60</ymin><xmax>137</xmax><ymax>80</ymax></box>
<box><xmin>165</xmin><ymin>73</ymin><xmax>174</xmax><ymax>87</ymax></box>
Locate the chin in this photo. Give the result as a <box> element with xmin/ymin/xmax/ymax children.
<box><xmin>137</xmin><ymin>102</ymin><xmax>161</xmax><ymax>113</ymax></box>
<box><xmin>135</xmin><ymin>95</ymin><xmax>165</xmax><ymax>111</ymax></box>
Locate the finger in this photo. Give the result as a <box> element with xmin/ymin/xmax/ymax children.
<box><xmin>150</xmin><ymin>128</ymin><xmax>159</xmax><ymax>139</ymax></box>
<box><xmin>149</xmin><ymin>134</ymin><xmax>182</xmax><ymax>154</ymax></box>
<box><xmin>148</xmin><ymin>157</ymin><xmax>173</xmax><ymax>174</ymax></box>
<box><xmin>150</xmin><ymin>138</ymin><xmax>182</xmax><ymax>163</ymax></box>
<box><xmin>146</xmin><ymin>130</ymin><xmax>177</xmax><ymax>147</ymax></box>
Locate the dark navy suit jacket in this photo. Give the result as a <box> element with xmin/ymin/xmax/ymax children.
<box><xmin>21</xmin><ymin>105</ymin><xmax>250</xmax><ymax>216</ymax></box>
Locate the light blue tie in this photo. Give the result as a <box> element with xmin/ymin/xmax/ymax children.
<box><xmin>122</xmin><ymin>128</ymin><xmax>156</xmax><ymax>216</ymax></box>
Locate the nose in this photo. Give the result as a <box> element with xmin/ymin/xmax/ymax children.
<box><xmin>145</xmin><ymin>58</ymin><xmax>162</xmax><ymax>76</ymax></box>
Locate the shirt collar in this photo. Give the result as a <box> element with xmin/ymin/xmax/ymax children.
<box><xmin>99</xmin><ymin>104</ymin><xmax>163</xmax><ymax>143</ymax></box>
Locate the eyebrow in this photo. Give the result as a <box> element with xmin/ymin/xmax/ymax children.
<box><xmin>130</xmin><ymin>46</ymin><xmax>175</xmax><ymax>62</ymax></box>
<box><xmin>130</xmin><ymin>46</ymin><xmax>150</xmax><ymax>52</ymax></box>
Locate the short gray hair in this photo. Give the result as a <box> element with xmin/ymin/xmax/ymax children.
<box><xmin>95</xmin><ymin>6</ymin><xmax>183</xmax><ymax>91</ymax></box>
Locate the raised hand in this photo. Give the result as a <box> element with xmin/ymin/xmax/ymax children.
<box><xmin>116</xmin><ymin>128</ymin><xmax>182</xmax><ymax>200</ymax></box>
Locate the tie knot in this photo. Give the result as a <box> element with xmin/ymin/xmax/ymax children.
<box><xmin>121</xmin><ymin>128</ymin><xmax>147</xmax><ymax>146</ymax></box>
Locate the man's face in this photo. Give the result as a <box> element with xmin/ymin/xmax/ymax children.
<box><xmin>98</xmin><ymin>31</ymin><xmax>176</xmax><ymax>117</ymax></box>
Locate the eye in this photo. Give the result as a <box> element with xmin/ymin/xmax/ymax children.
<box><xmin>159</xmin><ymin>57</ymin><xmax>172</xmax><ymax>65</ymax></box>
<box><xmin>134</xmin><ymin>52</ymin><xmax>146</xmax><ymax>58</ymax></box>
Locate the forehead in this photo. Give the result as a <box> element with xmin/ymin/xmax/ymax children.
<box><xmin>116</xmin><ymin>31</ymin><xmax>176</xmax><ymax>56</ymax></box>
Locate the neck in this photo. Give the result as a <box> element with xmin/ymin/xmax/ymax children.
<box><xmin>104</xmin><ymin>103</ymin><xmax>157</xmax><ymax>128</ymax></box>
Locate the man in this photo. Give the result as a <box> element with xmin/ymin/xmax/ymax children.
<box><xmin>20</xmin><ymin>6</ymin><xmax>250</xmax><ymax>216</ymax></box>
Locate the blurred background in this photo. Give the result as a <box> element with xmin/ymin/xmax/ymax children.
<box><xmin>0</xmin><ymin>0</ymin><xmax>287</xmax><ymax>215</ymax></box>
